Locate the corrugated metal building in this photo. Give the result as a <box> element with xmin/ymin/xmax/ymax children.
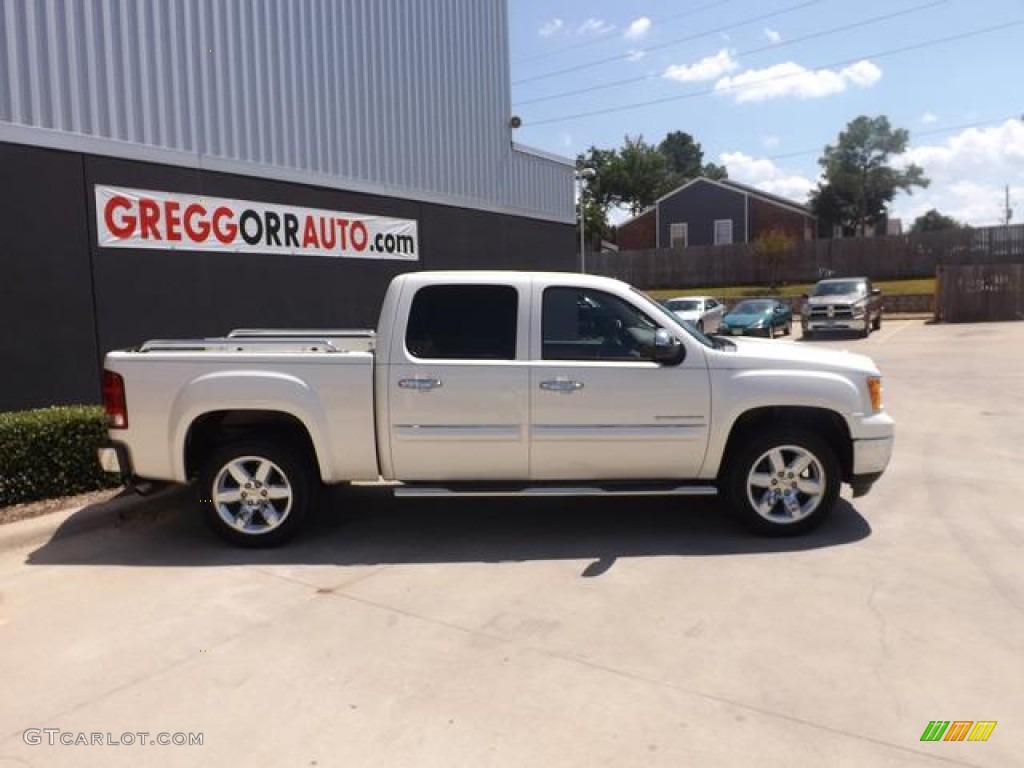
<box><xmin>0</xmin><ymin>0</ymin><xmax>575</xmax><ymax>410</ymax></box>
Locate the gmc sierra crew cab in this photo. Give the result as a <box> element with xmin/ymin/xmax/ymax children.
<box><xmin>98</xmin><ymin>271</ymin><xmax>894</xmax><ymax>546</ymax></box>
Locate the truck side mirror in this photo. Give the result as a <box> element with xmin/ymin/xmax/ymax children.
<box><xmin>871</xmin><ymin>288</ymin><xmax>881</xmax><ymax>296</ymax></box>
<box><xmin>650</xmin><ymin>329</ymin><xmax>685</xmax><ymax>366</ymax></box>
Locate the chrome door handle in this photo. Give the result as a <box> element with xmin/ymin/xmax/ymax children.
<box><xmin>540</xmin><ymin>379</ymin><xmax>584</xmax><ymax>393</ymax></box>
<box><xmin>398</xmin><ymin>377</ymin><xmax>443</xmax><ymax>391</ymax></box>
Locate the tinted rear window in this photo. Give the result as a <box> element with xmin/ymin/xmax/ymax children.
<box><xmin>406</xmin><ymin>285</ymin><xmax>518</xmax><ymax>360</ymax></box>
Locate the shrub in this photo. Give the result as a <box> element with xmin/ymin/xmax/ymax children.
<box><xmin>0</xmin><ymin>406</ymin><xmax>121</xmax><ymax>506</ymax></box>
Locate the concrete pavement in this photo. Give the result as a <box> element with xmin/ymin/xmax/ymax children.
<box><xmin>0</xmin><ymin>319</ymin><xmax>1021</xmax><ymax>767</ymax></box>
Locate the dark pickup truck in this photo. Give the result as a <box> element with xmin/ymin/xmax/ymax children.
<box><xmin>801</xmin><ymin>277</ymin><xmax>883</xmax><ymax>338</ymax></box>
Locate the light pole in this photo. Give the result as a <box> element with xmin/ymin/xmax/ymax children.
<box><xmin>576</xmin><ymin>167</ymin><xmax>596</xmax><ymax>273</ymax></box>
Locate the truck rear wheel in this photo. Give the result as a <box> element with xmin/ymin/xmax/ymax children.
<box><xmin>198</xmin><ymin>439</ymin><xmax>314</xmax><ymax>547</ymax></box>
<box><xmin>722</xmin><ymin>429</ymin><xmax>840</xmax><ymax>536</ymax></box>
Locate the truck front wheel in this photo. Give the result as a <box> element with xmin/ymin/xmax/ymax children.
<box><xmin>199</xmin><ymin>440</ymin><xmax>314</xmax><ymax>547</ymax></box>
<box><xmin>723</xmin><ymin>429</ymin><xmax>840</xmax><ymax>535</ymax></box>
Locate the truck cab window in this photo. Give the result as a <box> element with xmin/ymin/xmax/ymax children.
<box><xmin>542</xmin><ymin>287</ymin><xmax>658</xmax><ymax>360</ymax></box>
<box><xmin>406</xmin><ymin>284</ymin><xmax>518</xmax><ymax>360</ymax></box>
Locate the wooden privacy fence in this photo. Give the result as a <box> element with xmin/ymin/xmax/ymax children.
<box><xmin>587</xmin><ymin>224</ymin><xmax>1024</xmax><ymax>289</ymax></box>
<box><xmin>935</xmin><ymin>264</ymin><xmax>1024</xmax><ymax>323</ymax></box>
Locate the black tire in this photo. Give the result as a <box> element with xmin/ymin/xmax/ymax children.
<box><xmin>784</xmin><ymin>319</ymin><xmax>792</xmax><ymax>336</ymax></box>
<box><xmin>872</xmin><ymin>312</ymin><xmax>882</xmax><ymax>331</ymax></box>
<box><xmin>721</xmin><ymin>428</ymin><xmax>841</xmax><ymax>536</ymax></box>
<box><xmin>198</xmin><ymin>439</ymin><xmax>315</xmax><ymax>547</ymax></box>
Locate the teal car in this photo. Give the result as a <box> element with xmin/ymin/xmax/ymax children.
<box><xmin>721</xmin><ymin>299</ymin><xmax>793</xmax><ymax>338</ymax></box>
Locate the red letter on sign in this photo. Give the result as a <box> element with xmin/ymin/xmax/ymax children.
<box><xmin>212</xmin><ymin>207</ymin><xmax>237</xmax><ymax>244</ymax></box>
<box><xmin>302</xmin><ymin>217</ymin><xmax>320</xmax><ymax>248</ymax></box>
<box><xmin>184</xmin><ymin>204</ymin><xmax>210</xmax><ymax>241</ymax></box>
<box><xmin>104</xmin><ymin>196</ymin><xmax>136</xmax><ymax>239</ymax></box>
<box><xmin>165</xmin><ymin>201</ymin><xmax>182</xmax><ymax>241</ymax></box>
<box><xmin>139</xmin><ymin>199</ymin><xmax>162</xmax><ymax>240</ymax></box>
<box><xmin>350</xmin><ymin>221</ymin><xmax>368</xmax><ymax>251</ymax></box>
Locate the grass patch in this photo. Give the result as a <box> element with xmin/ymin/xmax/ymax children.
<box><xmin>648</xmin><ymin>277</ymin><xmax>935</xmax><ymax>301</ymax></box>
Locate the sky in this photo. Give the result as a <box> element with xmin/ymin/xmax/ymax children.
<box><xmin>507</xmin><ymin>0</ymin><xmax>1024</xmax><ymax>228</ymax></box>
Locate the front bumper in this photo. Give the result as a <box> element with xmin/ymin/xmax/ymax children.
<box><xmin>848</xmin><ymin>412</ymin><xmax>894</xmax><ymax>496</ymax></box>
<box><xmin>853</xmin><ymin>435</ymin><xmax>894</xmax><ymax>476</ymax></box>
<box><xmin>721</xmin><ymin>325</ymin><xmax>768</xmax><ymax>336</ymax></box>
<box><xmin>803</xmin><ymin>317</ymin><xmax>864</xmax><ymax>332</ymax></box>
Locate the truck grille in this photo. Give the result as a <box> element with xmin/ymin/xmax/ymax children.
<box><xmin>809</xmin><ymin>305</ymin><xmax>853</xmax><ymax>319</ymax></box>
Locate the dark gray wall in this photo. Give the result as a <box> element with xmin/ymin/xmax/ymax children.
<box><xmin>657</xmin><ymin>181</ymin><xmax>747</xmax><ymax>248</ymax></box>
<box><xmin>1</xmin><ymin>142</ymin><xmax>575</xmax><ymax>411</ymax></box>
<box><xmin>0</xmin><ymin>144</ymin><xmax>102</xmax><ymax>409</ymax></box>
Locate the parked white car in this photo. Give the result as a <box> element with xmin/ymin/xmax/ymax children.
<box><xmin>663</xmin><ymin>296</ymin><xmax>724</xmax><ymax>333</ymax></box>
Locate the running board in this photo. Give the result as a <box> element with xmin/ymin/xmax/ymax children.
<box><xmin>392</xmin><ymin>484</ymin><xmax>718</xmax><ymax>498</ymax></box>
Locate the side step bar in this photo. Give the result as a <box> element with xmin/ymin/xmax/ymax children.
<box><xmin>392</xmin><ymin>484</ymin><xmax>718</xmax><ymax>498</ymax></box>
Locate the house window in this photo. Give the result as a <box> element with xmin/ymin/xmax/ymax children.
<box><xmin>669</xmin><ymin>222</ymin><xmax>688</xmax><ymax>249</ymax></box>
<box><xmin>714</xmin><ymin>219</ymin><xmax>733</xmax><ymax>245</ymax></box>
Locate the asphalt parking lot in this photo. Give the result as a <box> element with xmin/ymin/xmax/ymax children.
<box><xmin>1</xmin><ymin>319</ymin><xmax>1021</xmax><ymax>767</ymax></box>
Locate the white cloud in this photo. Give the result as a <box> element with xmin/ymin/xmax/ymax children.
<box><xmin>899</xmin><ymin>119</ymin><xmax>1024</xmax><ymax>177</ymax></box>
<box><xmin>920</xmin><ymin>111</ymin><xmax>939</xmax><ymax>125</ymax></box>
<box><xmin>624</xmin><ymin>17</ymin><xmax>651</xmax><ymax>41</ymax></box>
<box><xmin>842</xmin><ymin>60</ymin><xmax>882</xmax><ymax>88</ymax></box>
<box><xmin>891</xmin><ymin>119</ymin><xmax>1024</xmax><ymax>225</ymax></box>
<box><xmin>715</xmin><ymin>59</ymin><xmax>882</xmax><ymax>103</ymax></box>
<box><xmin>764</xmin><ymin>28</ymin><xmax>782</xmax><ymax>43</ymax></box>
<box><xmin>577</xmin><ymin>18</ymin><xmax>615</xmax><ymax>36</ymax></box>
<box><xmin>664</xmin><ymin>49</ymin><xmax>739</xmax><ymax>84</ymax></box>
<box><xmin>762</xmin><ymin>135</ymin><xmax>781</xmax><ymax>149</ymax></box>
<box><xmin>720</xmin><ymin>151</ymin><xmax>815</xmax><ymax>202</ymax></box>
<box><xmin>626</xmin><ymin>49</ymin><xmax>646</xmax><ymax>63</ymax></box>
<box><xmin>538</xmin><ymin>18</ymin><xmax>563</xmax><ymax>37</ymax></box>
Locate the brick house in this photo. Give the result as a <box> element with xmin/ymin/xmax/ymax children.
<box><xmin>616</xmin><ymin>177</ymin><xmax>816</xmax><ymax>250</ymax></box>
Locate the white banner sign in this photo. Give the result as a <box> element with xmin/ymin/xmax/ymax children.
<box><xmin>95</xmin><ymin>185</ymin><xmax>419</xmax><ymax>260</ymax></box>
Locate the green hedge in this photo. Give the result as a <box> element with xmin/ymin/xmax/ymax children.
<box><xmin>0</xmin><ymin>406</ymin><xmax>122</xmax><ymax>506</ymax></box>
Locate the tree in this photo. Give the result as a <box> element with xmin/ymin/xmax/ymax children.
<box><xmin>810</xmin><ymin>115</ymin><xmax>929</xmax><ymax>237</ymax></box>
<box><xmin>909</xmin><ymin>208</ymin><xmax>963</xmax><ymax>233</ymax></box>
<box><xmin>610</xmin><ymin>135</ymin><xmax>668</xmax><ymax>216</ymax></box>
<box><xmin>656</xmin><ymin>131</ymin><xmax>728</xmax><ymax>196</ymax></box>
<box><xmin>575</xmin><ymin>146</ymin><xmax>618</xmax><ymax>245</ymax></box>
<box><xmin>752</xmin><ymin>228</ymin><xmax>795</xmax><ymax>291</ymax></box>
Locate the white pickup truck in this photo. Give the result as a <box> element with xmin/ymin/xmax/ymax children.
<box><xmin>98</xmin><ymin>271</ymin><xmax>894</xmax><ymax>546</ymax></box>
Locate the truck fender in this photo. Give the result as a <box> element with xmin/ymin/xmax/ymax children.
<box><xmin>168</xmin><ymin>370</ymin><xmax>334</xmax><ymax>483</ymax></box>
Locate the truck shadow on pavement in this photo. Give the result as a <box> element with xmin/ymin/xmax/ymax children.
<box><xmin>25</xmin><ymin>484</ymin><xmax>871</xmax><ymax>575</ymax></box>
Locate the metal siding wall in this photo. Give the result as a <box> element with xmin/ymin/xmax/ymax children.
<box><xmin>0</xmin><ymin>0</ymin><xmax>572</xmax><ymax>222</ymax></box>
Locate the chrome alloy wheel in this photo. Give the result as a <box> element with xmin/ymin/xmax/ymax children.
<box><xmin>745</xmin><ymin>444</ymin><xmax>825</xmax><ymax>524</ymax></box>
<box><xmin>212</xmin><ymin>456</ymin><xmax>293</xmax><ymax>535</ymax></box>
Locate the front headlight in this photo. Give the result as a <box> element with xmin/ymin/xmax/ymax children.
<box><xmin>852</xmin><ymin>303</ymin><xmax>866</xmax><ymax>317</ymax></box>
<box><xmin>867</xmin><ymin>376</ymin><xmax>884</xmax><ymax>411</ymax></box>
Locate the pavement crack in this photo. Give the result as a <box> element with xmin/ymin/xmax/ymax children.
<box><xmin>324</xmin><ymin>588</ymin><xmax>985</xmax><ymax>768</ymax></box>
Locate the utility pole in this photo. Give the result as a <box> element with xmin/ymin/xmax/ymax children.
<box><xmin>1004</xmin><ymin>185</ymin><xmax>1013</xmax><ymax>226</ymax></box>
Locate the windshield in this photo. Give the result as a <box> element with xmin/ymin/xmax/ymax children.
<box><xmin>665</xmin><ymin>299</ymin><xmax>700</xmax><ymax>312</ymax></box>
<box><xmin>731</xmin><ymin>300</ymin><xmax>773</xmax><ymax>314</ymax></box>
<box><xmin>632</xmin><ymin>289</ymin><xmax>730</xmax><ymax>350</ymax></box>
<box><xmin>813</xmin><ymin>281</ymin><xmax>865</xmax><ymax>296</ymax></box>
